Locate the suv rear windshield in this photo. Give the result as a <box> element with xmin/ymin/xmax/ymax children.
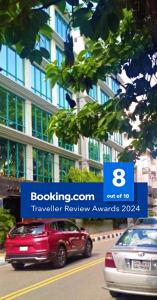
<box><xmin>10</xmin><ymin>223</ymin><xmax>45</xmax><ymax>235</ymax></box>
<box><xmin>117</xmin><ymin>228</ymin><xmax>157</xmax><ymax>247</ymax></box>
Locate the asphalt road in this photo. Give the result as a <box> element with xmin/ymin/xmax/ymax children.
<box><xmin>0</xmin><ymin>239</ymin><xmax>156</xmax><ymax>300</ymax></box>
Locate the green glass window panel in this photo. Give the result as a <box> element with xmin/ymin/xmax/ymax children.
<box><xmin>31</xmin><ymin>65</ymin><xmax>52</xmax><ymax>102</ymax></box>
<box><xmin>36</xmin><ymin>109</ymin><xmax>42</xmax><ymax>139</ymax></box>
<box><xmin>103</xmin><ymin>145</ymin><xmax>112</xmax><ymax>162</ymax></box>
<box><xmin>42</xmin><ymin>112</ymin><xmax>47</xmax><ymax>140</ymax></box>
<box><xmin>88</xmin><ymin>138</ymin><xmax>100</xmax><ymax>161</ymax></box>
<box><xmin>0</xmin><ymin>138</ymin><xmax>7</xmax><ymax>176</ymax></box>
<box><xmin>16</xmin><ymin>54</ymin><xmax>24</xmax><ymax>84</ymax></box>
<box><xmin>33</xmin><ymin>148</ymin><xmax>54</xmax><ymax>182</ymax></box>
<box><xmin>56</xmin><ymin>47</ymin><xmax>64</xmax><ymax>67</ymax></box>
<box><xmin>113</xmin><ymin>150</ymin><xmax>119</xmax><ymax>162</ymax></box>
<box><xmin>57</xmin><ymin>84</ymin><xmax>71</xmax><ymax>108</ymax></box>
<box><xmin>111</xmin><ymin>79</ymin><xmax>119</xmax><ymax>93</ymax></box>
<box><xmin>0</xmin><ymin>88</ymin><xmax>7</xmax><ymax>125</ymax></box>
<box><xmin>105</xmin><ymin>76</ymin><xmax>110</xmax><ymax>85</ymax></box>
<box><xmin>17</xmin><ymin>99</ymin><xmax>24</xmax><ymax>132</ymax></box>
<box><xmin>100</xmin><ymin>90</ymin><xmax>109</xmax><ymax>104</ymax></box>
<box><xmin>58</xmin><ymin>138</ymin><xmax>74</xmax><ymax>152</ymax></box>
<box><xmin>8</xmin><ymin>93</ymin><xmax>16</xmax><ymax>129</ymax></box>
<box><xmin>0</xmin><ymin>46</ymin><xmax>24</xmax><ymax>85</ymax></box>
<box><xmin>55</xmin><ymin>11</ymin><xmax>68</xmax><ymax>41</ymax></box>
<box><xmin>89</xmin><ymin>166</ymin><xmax>101</xmax><ymax>175</ymax></box>
<box><xmin>46</xmin><ymin>80</ymin><xmax>51</xmax><ymax>100</ymax></box>
<box><xmin>36</xmin><ymin>35</ymin><xmax>51</xmax><ymax>60</ymax></box>
<box><xmin>0</xmin><ymin>137</ymin><xmax>25</xmax><ymax>178</ymax></box>
<box><xmin>59</xmin><ymin>156</ymin><xmax>75</xmax><ymax>182</ymax></box>
<box><xmin>38</xmin><ymin>151</ymin><xmax>43</xmax><ymax>182</ymax></box>
<box><xmin>88</xmin><ymin>85</ymin><xmax>97</xmax><ymax>100</ymax></box>
<box><xmin>18</xmin><ymin>143</ymin><xmax>25</xmax><ymax>178</ymax></box>
<box><xmin>113</xmin><ymin>132</ymin><xmax>123</xmax><ymax>145</ymax></box>
<box><xmin>32</xmin><ymin>105</ymin><xmax>52</xmax><ymax>142</ymax></box>
<box><xmin>0</xmin><ymin>86</ymin><xmax>25</xmax><ymax>132</ymax></box>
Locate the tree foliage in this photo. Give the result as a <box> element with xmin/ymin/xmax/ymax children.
<box><xmin>1</xmin><ymin>1</ymin><xmax>157</xmax><ymax>160</ymax></box>
<box><xmin>46</xmin><ymin>0</ymin><xmax>157</xmax><ymax>161</ymax></box>
<box><xmin>0</xmin><ymin>0</ymin><xmax>59</xmax><ymax>63</ymax></box>
<box><xmin>0</xmin><ymin>208</ymin><xmax>15</xmax><ymax>245</ymax></box>
<box><xmin>67</xmin><ymin>167</ymin><xmax>103</xmax><ymax>182</ymax></box>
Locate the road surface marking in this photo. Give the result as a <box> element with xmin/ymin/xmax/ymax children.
<box><xmin>0</xmin><ymin>257</ymin><xmax>104</xmax><ymax>300</ymax></box>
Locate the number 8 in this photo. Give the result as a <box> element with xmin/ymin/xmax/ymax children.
<box><xmin>112</xmin><ymin>168</ymin><xmax>125</xmax><ymax>187</ymax></box>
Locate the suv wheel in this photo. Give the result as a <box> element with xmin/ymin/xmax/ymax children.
<box><xmin>83</xmin><ymin>239</ymin><xmax>92</xmax><ymax>258</ymax></box>
<box><xmin>11</xmin><ymin>262</ymin><xmax>24</xmax><ymax>270</ymax></box>
<box><xmin>54</xmin><ymin>245</ymin><xmax>67</xmax><ymax>268</ymax></box>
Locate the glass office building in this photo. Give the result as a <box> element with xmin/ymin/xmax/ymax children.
<box><xmin>0</xmin><ymin>6</ymin><xmax>124</xmax><ymax>219</ymax></box>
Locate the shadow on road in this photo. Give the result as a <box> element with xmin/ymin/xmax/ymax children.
<box><xmin>116</xmin><ymin>295</ymin><xmax>155</xmax><ymax>300</ymax></box>
<box><xmin>13</xmin><ymin>253</ymin><xmax>100</xmax><ymax>271</ymax></box>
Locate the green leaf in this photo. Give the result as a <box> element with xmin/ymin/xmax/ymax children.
<box><xmin>107</xmin><ymin>13</ymin><xmax>120</xmax><ymax>33</ymax></box>
<box><xmin>30</xmin><ymin>49</ymin><xmax>43</xmax><ymax>65</ymax></box>
<box><xmin>32</xmin><ymin>10</ymin><xmax>50</xmax><ymax>27</ymax></box>
<box><xmin>66</xmin><ymin>0</ymin><xmax>79</xmax><ymax>6</ymax></box>
<box><xmin>56</xmin><ymin>1</ymin><xmax>66</xmax><ymax>13</ymax></box>
<box><xmin>39</xmin><ymin>24</ymin><xmax>53</xmax><ymax>39</ymax></box>
<box><xmin>20</xmin><ymin>47</ymin><xmax>32</xmax><ymax>58</ymax></box>
<box><xmin>0</xmin><ymin>12</ymin><xmax>12</xmax><ymax>26</ymax></box>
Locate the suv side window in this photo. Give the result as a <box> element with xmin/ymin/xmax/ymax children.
<box><xmin>57</xmin><ymin>221</ymin><xmax>67</xmax><ymax>231</ymax></box>
<box><xmin>50</xmin><ymin>222</ymin><xmax>58</xmax><ymax>230</ymax></box>
<box><xmin>66</xmin><ymin>222</ymin><xmax>80</xmax><ymax>232</ymax></box>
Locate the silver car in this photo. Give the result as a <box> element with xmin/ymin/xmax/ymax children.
<box><xmin>104</xmin><ymin>225</ymin><xmax>157</xmax><ymax>297</ymax></box>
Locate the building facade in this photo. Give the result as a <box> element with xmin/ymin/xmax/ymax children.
<box><xmin>0</xmin><ymin>6</ymin><xmax>123</xmax><ymax>220</ymax></box>
<box><xmin>134</xmin><ymin>151</ymin><xmax>157</xmax><ymax>216</ymax></box>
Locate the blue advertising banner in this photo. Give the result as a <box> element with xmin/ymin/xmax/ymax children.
<box><xmin>104</xmin><ymin>162</ymin><xmax>134</xmax><ymax>202</ymax></box>
<box><xmin>21</xmin><ymin>182</ymin><xmax>148</xmax><ymax>219</ymax></box>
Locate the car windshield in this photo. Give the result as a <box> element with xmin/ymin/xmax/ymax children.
<box><xmin>117</xmin><ymin>228</ymin><xmax>157</xmax><ymax>247</ymax></box>
<box><xmin>10</xmin><ymin>223</ymin><xmax>45</xmax><ymax>235</ymax></box>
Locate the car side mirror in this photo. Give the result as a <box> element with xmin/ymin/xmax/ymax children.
<box><xmin>80</xmin><ymin>227</ymin><xmax>85</xmax><ymax>231</ymax></box>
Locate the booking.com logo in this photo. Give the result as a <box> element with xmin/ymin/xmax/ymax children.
<box><xmin>31</xmin><ymin>192</ymin><xmax>95</xmax><ymax>203</ymax></box>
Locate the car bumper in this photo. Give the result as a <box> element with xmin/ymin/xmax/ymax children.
<box><xmin>104</xmin><ymin>268</ymin><xmax>157</xmax><ymax>296</ymax></box>
<box><xmin>5</xmin><ymin>252</ymin><xmax>56</xmax><ymax>264</ymax></box>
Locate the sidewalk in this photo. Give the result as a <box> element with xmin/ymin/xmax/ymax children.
<box><xmin>0</xmin><ymin>229</ymin><xmax>124</xmax><ymax>266</ymax></box>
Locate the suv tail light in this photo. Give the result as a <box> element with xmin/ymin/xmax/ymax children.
<box><xmin>105</xmin><ymin>252</ymin><xmax>116</xmax><ymax>268</ymax></box>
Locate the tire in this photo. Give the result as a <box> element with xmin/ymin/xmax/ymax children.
<box><xmin>83</xmin><ymin>239</ymin><xmax>93</xmax><ymax>258</ymax></box>
<box><xmin>11</xmin><ymin>262</ymin><xmax>24</xmax><ymax>271</ymax></box>
<box><xmin>53</xmin><ymin>245</ymin><xmax>67</xmax><ymax>268</ymax></box>
<box><xmin>109</xmin><ymin>291</ymin><xmax>120</xmax><ymax>298</ymax></box>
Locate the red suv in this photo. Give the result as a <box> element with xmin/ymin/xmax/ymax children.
<box><xmin>5</xmin><ymin>219</ymin><xmax>93</xmax><ymax>270</ymax></box>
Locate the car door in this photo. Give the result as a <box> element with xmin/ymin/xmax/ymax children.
<box><xmin>66</xmin><ymin>221</ymin><xmax>86</xmax><ymax>251</ymax></box>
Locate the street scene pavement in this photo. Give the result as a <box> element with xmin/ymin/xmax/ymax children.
<box><xmin>0</xmin><ymin>237</ymin><xmax>155</xmax><ymax>300</ymax></box>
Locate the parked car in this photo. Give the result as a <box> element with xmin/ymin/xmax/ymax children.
<box><xmin>5</xmin><ymin>219</ymin><xmax>93</xmax><ymax>270</ymax></box>
<box><xmin>135</xmin><ymin>217</ymin><xmax>157</xmax><ymax>225</ymax></box>
<box><xmin>104</xmin><ymin>224</ymin><xmax>157</xmax><ymax>297</ymax></box>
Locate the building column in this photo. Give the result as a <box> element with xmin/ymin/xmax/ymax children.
<box><xmin>54</xmin><ymin>153</ymin><xmax>60</xmax><ymax>182</ymax></box>
<box><xmin>79</xmin><ymin>136</ymin><xmax>89</xmax><ymax>170</ymax></box>
<box><xmin>100</xmin><ymin>142</ymin><xmax>103</xmax><ymax>164</ymax></box>
<box><xmin>25</xmin><ymin>99</ymin><xmax>32</xmax><ymax>136</ymax></box>
<box><xmin>24</xmin><ymin>59</ymin><xmax>31</xmax><ymax>89</ymax></box>
<box><xmin>26</xmin><ymin>145</ymin><xmax>33</xmax><ymax>180</ymax></box>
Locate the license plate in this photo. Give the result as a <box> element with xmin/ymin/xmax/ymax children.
<box><xmin>132</xmin><ymin>260</ymin><xmax>150</xmax><ymax>271</ymax></box>
<box><xmin>19</xmin><ymin>246</ymin><xmax>28</xmax><ymax>251</ymax></box>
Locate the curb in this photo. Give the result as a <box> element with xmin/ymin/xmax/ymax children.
<box><xmin>91</xmin><ymin>231</ymin><xmax>123</xmax><ymax>242</ymax></box>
